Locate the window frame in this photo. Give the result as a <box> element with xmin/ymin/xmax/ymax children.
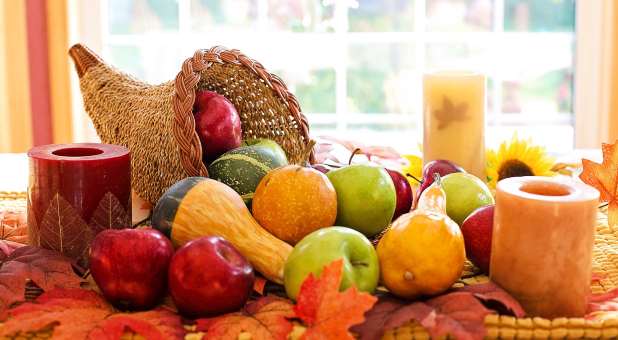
<box><xmin>70</xmin><ymin>0</ymin><xmax>601</xmax><ymax>150</ymax></box>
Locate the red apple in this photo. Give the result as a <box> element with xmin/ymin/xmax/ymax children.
<box><xmin>89</xmin><ymin>228</ymin><xmax>174</xmax><ymax>310</ymax></box>
<box><xmin>460</xmin><ymin>205</ymin><xmax>494</xmax><ymax>274</ymax></box>
<box><xmin>168</xmin><ymin>236</ymin><xmax>254</xmax><ymax>318</ymax></box>
<box><xmin>415</xmin><ymin>160</ymin><xmax>465</xmax><ymax>207</ymax></box>
<box><xmin>194</xmin><ymin>90</ymin><xmax>242</xmax><ymax>163</ymax></box>
<box><xmin>386</xmin><ymin>168</ymin><xmax>413</xmax><ymax>220</ymax></box>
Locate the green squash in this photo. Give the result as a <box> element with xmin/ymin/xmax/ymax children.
<box><xmin>208</xmin><ymin>138</ymin><xmax>288</xmax><ymax>205</ymax></box>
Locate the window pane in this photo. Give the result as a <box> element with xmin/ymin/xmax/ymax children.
<box><xmin>109</xmin><ymin>0</ymin><xmax>179</xmax><ymax>35</ymax></box>
<box><xmin>267</xmin><ymin>0</ymin><xmax>334</xmax><ymax>32</ymax></box>
<box><xmin>349</xmin><ymin>0</ymin><xmax>415</xmax><ymax>32</ymax></box>
<box><xmin>276</xmin><ymin>69</ymin><xmax>336</xmax><ymax>113</ymax></box>
<box><xmin>347</xmin><ymin>44</ymin><xmax>416</xmax><ymax>114</ymax></box>
<box><xmin>497</xmin><ymin>38</ymin><xmax>574</xmax><ymax>114</ymax></box>
<box><xmin>108</xmin><ymin>45</ymin><xmax>182</xmax><ymax>84</ymax></box>
<box><xmin>501</xmin><ymin>69</ymin><xmax>573</xmax><ymax>114</ymax></box>
<box><xmin>109</xmin><ymin>45</ymin><xmax>145</xmax><ymax>79</ymax></box>
<box><xmin>190</xmin><ymin>0</ymin><xmax>258</xmax><ymax>32</ymax></box>
<box><xmin>426</xmin><ymin>0</ymin><xmax>494</xmax><ymax>31</ymax></box>
<box><xmin>504</xmin><ymin>0</ymin><xmax>575</xmax><ymax>32</ymax></box>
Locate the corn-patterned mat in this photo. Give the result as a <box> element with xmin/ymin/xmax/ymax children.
<box><xmin>1</xmin><ymin>192</ymin><xmax>617</xmax><ymax>339</ymax></box>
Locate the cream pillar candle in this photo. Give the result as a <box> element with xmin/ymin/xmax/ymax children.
<box><xmin>490</xmin><ymin>176</ymin><xmax>599</xmax><ymax>318</ymax></box>
<box><xmin>423</xmin><ymin>72</ymin><xmax>486</xmax><ymax>179</ymax></box>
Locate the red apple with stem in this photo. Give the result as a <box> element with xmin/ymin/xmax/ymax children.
<box><xmin>194</xmin><ymin>90</ymin><xmax>242</xmax><ymax>163</ymax></box>
<box><xmin>89</xmin><ymin>228</ymin><xmax>174</xmax><ymax>310</ymax></box>
<box><xmin>168</xmin><ymin>236</ymin><xmax>255</xmax><ymax>318</ymax></box>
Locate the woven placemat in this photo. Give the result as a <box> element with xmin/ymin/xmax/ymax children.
<box><xmin>1</xmin><ymin>192</ymin><xmax>617</xmax><ymax>339</ymax></box>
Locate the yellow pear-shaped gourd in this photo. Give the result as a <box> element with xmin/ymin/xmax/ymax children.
<box><xmin>377</xmin><ymin>175</ymin><xmax>466</xmax><ymax>299</ymax></box>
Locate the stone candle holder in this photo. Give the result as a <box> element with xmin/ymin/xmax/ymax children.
<box><xmin>490</xmin><ymin>176</ymin><xmax>599</xmax><ymax>318</ymax></box>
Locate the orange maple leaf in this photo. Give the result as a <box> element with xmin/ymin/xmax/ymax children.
<box><xmin>294</xmin><ymin>259</ymin><xmax>377</xmax><ymax>340</ymax></box>
<box><xmin>196</xmin><ymin>295</ymin><xmax>295</xmax><ymax>340</ymax></box>
<box><xmin>0</xmin><ymin>288</ymin><xmax>184</xmax><ymax>340</ymax></box>
<box><xmin>580</xmin><ymin>140</ymin><xmax>618</xmax><ymax>226</ymax></box>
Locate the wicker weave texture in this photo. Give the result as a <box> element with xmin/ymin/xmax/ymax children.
<box><xmin>70</xmin><ymin>44</ymin><xmax>314</xmax><ymax>204</ymax></box>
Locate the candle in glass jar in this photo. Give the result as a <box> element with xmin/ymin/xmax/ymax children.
<box><xmin>490</xmin><ymin>176</ymin><xmax>599</xmax><ymax>318</ymax></box>
<box><xmin>423</xmin><ymin>72</ymin><xmax>486</xmax><ymax>179</ymax></box>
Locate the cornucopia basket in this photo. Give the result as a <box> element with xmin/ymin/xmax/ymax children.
<box><xmin>68</xmin><ymin>44</ymin><xmax>315</xmax><ymax>204</ymax></box>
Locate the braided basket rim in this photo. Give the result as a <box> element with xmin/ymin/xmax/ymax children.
<box><xmin>171</xmin><ymin>46</ymin><xmax>315</xmax><ymax>178</ymax></box>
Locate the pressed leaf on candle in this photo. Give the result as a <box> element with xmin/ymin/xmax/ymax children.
<box><xmin>434</xmin><ymin>96</ymin><xmax>469</xmax><ymax>130</ymax></box>
<box><xmin>580</xmin><ymin>140</ymin><xmax>618</xmax><ymax>226</ymax></box>
<box><xmin>39</xmin><ymin>194</ymin><xmax>91</xmax><ymax>260</ymax></box>
<box><xmin>90</xmin><ymin>192</ymin><xmax>131</xmax><ymax>232</ymax></box>
<box><xmin>26</xmin><ymin>196</ymin><xmax>40</xmax><ymax>247</ymax></box>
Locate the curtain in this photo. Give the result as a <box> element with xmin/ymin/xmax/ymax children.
<box><xmin>611</xmin><ymin>2</ymin><xmax>618</xmax><ymax>141</ymax></box>
<box><xmin>0</xmin><ymin>0</ymin><xmax>72</xmax><ymax>153</ymax></box>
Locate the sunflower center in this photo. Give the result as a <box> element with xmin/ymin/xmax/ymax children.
<box><xmin>498</xmin><ymin>159</ymin><xmax>534</xmax><ymax>180</ymax></box>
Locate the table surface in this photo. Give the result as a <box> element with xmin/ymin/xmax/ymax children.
<box><xmin>0</xmin><ymin>150</ymin><xmax>602</xmax><ymax>193</ymax></box>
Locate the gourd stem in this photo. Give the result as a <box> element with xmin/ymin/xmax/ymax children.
<box><xmin>433</xmin><ymin>173</ymin><xmax>442</xmax><ymax>187</ymax></box>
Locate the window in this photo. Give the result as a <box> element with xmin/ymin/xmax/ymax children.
<box><xmin>78</xmin><ymin>0</ymin><xmax>577</xmax><ymax>153</ymax></box>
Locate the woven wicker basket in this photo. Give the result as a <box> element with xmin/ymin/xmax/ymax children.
<box><xmin>68</xmin><ymin>44</ymin><xmax>314</xmax><ymax>204</ymax></box>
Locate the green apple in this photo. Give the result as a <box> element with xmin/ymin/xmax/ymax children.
<box><xmin>441</xmin><ymin>172</ymin><xmax>494</xmax><ymax>225</ymax></box>
<box><xmin>284</xmin><ymin>227</ymin><xmax>379</xmax><ymax>300</ymax></box>
<box><xmin>326</xmin><ymin>165</ymin><xmax>396</xmax><ymax>237</ymax></box>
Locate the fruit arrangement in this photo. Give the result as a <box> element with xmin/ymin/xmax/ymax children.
<box><xmin>4</xmin><ymin>43</ymin><xmax>610</xmax><ymax>338</ymax></box>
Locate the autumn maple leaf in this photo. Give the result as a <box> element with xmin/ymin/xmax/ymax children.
<box><xmin>294</xmin><ymin>259</ymin><xmax>377</xmax><ymax>340</ymax></box>
<box><xmin>580</xmin><ymin>140</ymin><xmax>618</xmax><ymax>226</ymax></box>
<box><xmin>0</xmin><ymin>288</ymin><xmax>185</xmax><ymax>340</ymax></box>
<box><xmin>352</xmin><ymin>282</ymin><xmax>525</xmax><ymax>340</ymax></box>
<box><xmin>196</xmin><ymin>295</ymin><xmax>295</xmax><ymax>340</ymax></box>
<box><xmin>0</xmin><ymin>246</ymin><xmax>85</xmax><ymax>311</ymax></box>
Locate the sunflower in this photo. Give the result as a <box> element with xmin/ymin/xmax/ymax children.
<box><xmin>486</xmin><ymin>135</ymin><xmax>556</xmax><ymax>189</ymax></box>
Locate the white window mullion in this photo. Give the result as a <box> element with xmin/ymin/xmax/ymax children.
<box><xmin>333</xmin><ymin>1</ymin><xmax>348</xmax><ymax>134</ymax></box>
<box><xmin>491</xmin><ymin>0</ymin><xmax>504</xmax><ymax>127</ymax></box>
<box><xmin>415</xmin><ymin>0</ymin><xmax>426</xmax><ymax>137</ymax></box>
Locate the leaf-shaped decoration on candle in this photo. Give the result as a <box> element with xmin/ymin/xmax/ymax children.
<box><xmin>26</xmin><ymin>196</ymin><xmax>40</xmax><ymax>247</ymax></box>
<box><xmin>580</xmin><ymin>140</ymin><xmax>618</xmax><ymax>226</ymax></box>
<box><xmin>39</xmin><ymin>194</ymin><xmax>90</xmax><ymax>260</ymax></box>
<box><xmin>434</xmin><ymin>96</ymin><xmax>469</xmax><ymax>130</ymax></box>
<box><xmin>90</xmin><ymin>192</ymin><xmax>131</xmax><ymax>233</ymax></box>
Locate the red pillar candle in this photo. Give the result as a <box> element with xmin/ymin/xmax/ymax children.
<box><xmin>27</xmin><ymin>143</ymin><xmax>131</xmax><ymax>264</ymax></box>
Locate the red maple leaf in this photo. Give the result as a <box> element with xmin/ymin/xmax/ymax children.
<box><xmin>253</xmin><ymin>276</ymin><xmax>267</xmax><ymax>295</ymax></box>
<box><xmin>0</xmin><ymin>288</ymin><xmax>184</xmax><ymax>339</ymax></box>
<box><xmin>580</xmin><ymin>140</ymin><xmax>618</xmax><ymax>226</ymax></box>
<box><xmin>352</xmin><ymin>282</ymin><xmax>525</xmax><ymax>340</ymax></box>
<box><xmin>294</xmin><ymin>259</ymin><xmax>377</xmax><ymax>340</ymax></box>
<box><xmin>0</xmin><ymin>246</ymin><xmax>85</xmax><ymax>311</ymax></box>
<box><xmin>0</xmin><ymin>240</ymin><xmax>24</xmax><ymax>261</ymax></box>
<box><xmin>196</xmin><ymin>295</ymin><xmax>295</xmax><ymax>340</ymax></box>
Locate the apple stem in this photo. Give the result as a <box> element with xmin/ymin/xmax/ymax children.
<box><xmin>406</xmin><ymin>173</ymin><xmax>423</xmax><ymax>184</ymax></box>
<box><xmin>348</xmin><ymin>148</ymin><xmax>362</xmax><ymax>165</ymax></box>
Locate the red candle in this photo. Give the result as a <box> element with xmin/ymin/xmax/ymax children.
<box><xmin>27</xmin><ymin>143</ymin><xmax>131</xmax><ymax>264</ymax></box>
